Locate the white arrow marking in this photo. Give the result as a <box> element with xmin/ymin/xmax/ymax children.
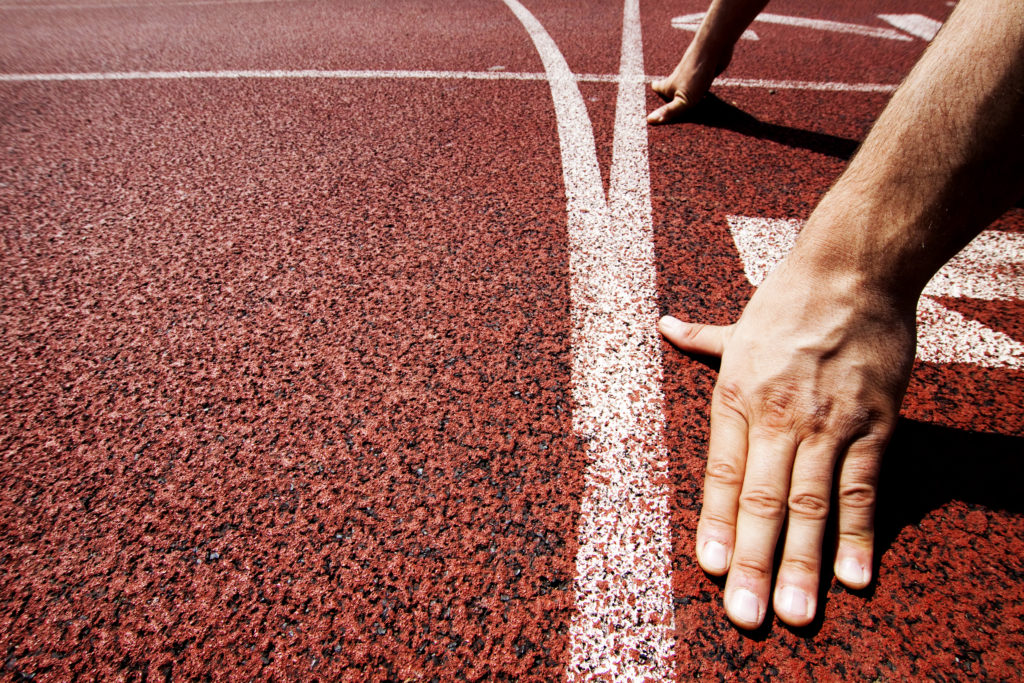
<box><xmin>725</xmin><ymin>215</ymin><xmax>1024</xmax><ymax>369</ymax></box>
<box><xmin>672</xmin><ymin>12</ymin><xmax>912</xmax><ymax>42</ymax></box>
<box><xmin>924</xmin><ymin>230</ymin><xmax>1024</xmax><ymax>301</ymax></box>
<box><xmin>878</xmin><ymin>13</ymin><xmax>943</xmax><ymax>41</ymax></box>
<box><xmin>671</xmin><ymin>13</ymin><xmax>759</xmax><ymax>41</ymax></box>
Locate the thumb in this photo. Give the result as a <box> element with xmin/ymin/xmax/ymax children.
<box><xmin>647</xmin><ymin>94</ymin><xmax>692</xmax><ymax>125</ymax></box>
<box><xmin>658</xmin><ymin>315</ymin><xmax>731</xmax><ymax>358</ymax></box>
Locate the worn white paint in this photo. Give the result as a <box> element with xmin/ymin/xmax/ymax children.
<box><xmin>672</xmin><ymin>11</ymin><xmax>912</xmax><ymax>42</ymax></box>
<box><xmin>498</xmin><ymin>0</ymin><xmax>676</xmax><ymax>679</ymax></box>
<box><xmin>0</xmin><ymin>69</ymin><xmax>904</xmax><ymax>97</ymax></box>
<box><xmin>878</xmin><ymin>13</ymin><xmax>943</xmax><ymax>41</ymax></box>
<box><xmin>0</xmin><ymin>68</ymin><xmax>551</xmax><ymax>83</ymax></box>
<box><xmin>567</xmin><ymin>0</ymin><xmax>677</xmax><ymax>677</ymax></box>
<box><xmin>671</xmin><ymin>12</ymin><xmax>759</xmax><ymax>41</ymax></box>
<box><xmin>0</xmin><ymin>0</ymin><xmax>299</xmax><ymax>10</ymax></box>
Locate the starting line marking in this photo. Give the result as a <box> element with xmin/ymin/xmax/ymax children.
<box><xmin>0</xmin><ymin>69</ymin><xmax>899</xmax><ymax>94</ymax></box>
<box><xmin>727</xmin><ymin>215</ymin><xmax>1024</xmax><ymax>369</ymax></box>
<box><xmin>0</xmin><ymin>0</ymin><xmax>299</xmax><ymax>9</ymax></box>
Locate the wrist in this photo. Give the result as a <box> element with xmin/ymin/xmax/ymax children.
<box><xmin>789</xmin><ymin>185</ymin><xmax>938</xmax><ymax>310</ymax></box>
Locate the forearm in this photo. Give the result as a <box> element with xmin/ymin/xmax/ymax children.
<box><xmin>795</xmin><ymin>0</ymin><xmax>1024</xmax><ymax>303</ymax></box>
<box><xmin>692</xmin><ymin>0</ymin><xmax>770</xmax><ymax>56</ymax></box>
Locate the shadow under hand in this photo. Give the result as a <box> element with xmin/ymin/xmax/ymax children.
<box><xmin>874</xmin><ymin>418</ymin><xmax>1024</xmax><ymax>555</ymax></box>
<box><xmin>679</xmin><ymin>94</ymin><xmax>861</xmax><ymax>161</ymax></box>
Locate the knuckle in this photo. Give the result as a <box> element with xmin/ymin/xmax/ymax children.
<box><xmin>680</xmin><ymin>322</ymin><xmax>708</xmax><ymax>344</ymax></box>
<box><xmin>700</xmin><ymin>508</ymin><xmax>738</xmax><ymax>530</ymax></box>
<box><xmin>838</xmin><ymin>482</ymin><xmax>877</xmax><ymax>511</ymax></box>
<box><xmin>838</xmin><ymin>405</ymin><xmax>890</xmax><ymax>442</ymax></box>
<box><xmin>713</xmin><ymin>380</ymin><xmax>748</xmax><ymax>418</ymax></box>
<box><xmin>705</xmin><ymin>460</ymin><xmax>743</xmax><ymax>488</ymax></box>
<box><xmin>780</xmin><ymin>553</ymin><xmax>821</xmax><ymax>577</ymax></box>
<box><xmin>839</xmin><ymin>529</ymin><xmax>874</xmax><ymax>547</ymax></box>
<box><xmin>788</xmin><ymin>491</ymin><xmax>830</xmax><ymax>521</ymax></box>
<box><xmin>730</xmin><ymin>555</ymin><xmax>773</xmax><ymax>578</ymax></box>
<box><xmin>739</xmin><ymin>486</ymin><xmax>787</xmax><ymax>519</ymax></box>
<box><xmin>757</xmin><ymin>385</ymin><xmax>798</xmax><ymax>428</ymax></box>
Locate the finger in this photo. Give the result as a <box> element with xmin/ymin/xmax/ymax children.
<box><xmin>658</xmin><ymin>315</ymin><xmax>730</xmax><ymax>358</ymax></box>
<box><xmin>773</xmin><ymin>436</ymin><xmax>840</xmax><ymax>627</ymax></box>
<box><xmin>833</xmin><ymin>433</ymin><xmax>886</xmax><ymax>590</ymax></box>
<box><xmin>647</xmin><ymin>94</ymin><xmax>694</xmax><ymax>125</ymax></box>
<box><xmin>694</xmin><ymin>381</ymin><xmax>750</xmax><ymax>576</ymax></box>
<box><xmin>724</xmin><ymin>427</ymin><xmax>797</xmax><ymax>629</ymax></box>
<box><xmin>650</xmin><ymin>77</ymin><xmax>674</xmax><ymax>103</ymax></box>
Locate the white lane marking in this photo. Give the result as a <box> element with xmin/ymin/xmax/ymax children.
<box><xmin>671</xmin><ymin>12</ymin><xmax>759</xmax><ymax>41</ymax></box>
<box><xmin>924</xmin><ymin>230</ymin><xmax>1024</xmax><ymax>301</ymax></box>
<box><xmin>568</xmin><ymin>0</ymin><xmax>676</xmax><ymax>677</ymax></box>
<box><xmin>0</xmin><ymin>0</ymin><xmax>298</xmax><ymax>10</ymax></box>
<box><xmin>714</xmin><ymin>77</ymin><xmax>897</xmax><ymax>93</ymax></box>
<box><xmin>499</xmin><ymin>0</ymin><xmax>675</xmax><ymax>679</ymax></box>
<box><xmin>878</xmin><ymin>13</ymin><xmax>943</xmax><ymax>42</ymax></box>
<box><xmin>727</xmin><ymin>215</ymin><xmax>802</xmax><ymax>288</ymax></box>
<box><xmin>916</xmin><ymin>297</ymin><xmax>1024</xmax><ymax>368</ymax></box>
<box><xmin>726</xmin><ymin>215</ymin><xmax>1024</xmax><ymax>369</ymax></box>
<box><xmin>0</xmin><ymin>68</ymin><xmax>549</xmax><ymax>83</ymax></box>
<box><xmin>756</xmin><ymin>12</ymin><xmax>911</xmax><ymax>41</ymax></box>
<box><xmin>0</xmin><ymin>69</ymin><xmax>902</xmax><ymax>94</ymax></box>
<box><xmin>672</xmin><ymin>12</ymin><xmax>912</xmax><ymax>42</ymax></box>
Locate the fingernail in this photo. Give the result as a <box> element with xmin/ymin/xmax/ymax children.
<box><xmin>837</xmin><ymin>557</ymin><xmax>868</xmax><ymax>586</ymax></box>
<box><xmin>776</xmin><ymin>585</ymin><xmax>810</xmax><ymax>620</ymax></box>
<box><xmin>701</xmin><ymin>540</ymin><xmax>728</xmax><ymax>572</ymax></box>
<box><xmin>659</xmin><ymin>315</ymin><xmax>683</xmax><ymax>334</ymax></box>
<box><xmin>727</xmin><ymin>588</ymin><xmax>762</xmax><ymax>626</ymax></box>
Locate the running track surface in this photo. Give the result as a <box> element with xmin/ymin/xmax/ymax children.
<box><xmin>1</xmin><ymin>0</ymin><xmax>1022</xmax><ymax>680</ymax></box>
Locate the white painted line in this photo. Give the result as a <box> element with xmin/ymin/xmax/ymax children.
<box><xmin>671</xmin><ymin>13</ymin><xmax>759</xmax><ymax>41</ymax></box>
<box><xmin>568</xmin><ymin>0</ymin><xmax>676</xmax><ymax>677</ymax></box>
<box><xmin>672</xmin><ymin>11</ymin><xmax>912</xmax><ymax>42</ymax></box>
<box><xmin>713</xmin><ymin>77</ymin><xmax>898</xmax><ymax>93</ymax></box>
<box><xmin>916</xmin><ymin>297</ymin><xmax>1024</xmax><ymax>368</ymax></box>
<box><xmin>924</xmin><ymin>230</ymin><xmax>1024</xmax><ymax>301</ymax></box>
<box><xmin>726</xmin><ymin>215</ymin><xmax>801</xmax><ymax>288</ymax></box>
<box><xmin>0</xmin><ymin>0</ymin><xmax>299</xmax><ymax>10</ymax></box>
<box><xmin>878</xmin><ymin>13</ymin><xmax>943</xmax><ymax>42</ymax></box>
<box><xmin>756</xmin><ymin>12</ymin><xmax>911</xmax><ymax>41</ymax></box>
<box><xmin>497</xmin><ymin>0</ymin><xmax>675</xmax><ymax>679</ymax></box>
<box><xmin>726</xmin><ymin>215</ymin><xmax>1024</xmax><ymax>369</ymax></box>
<box><xmin>0</xmin><ymin>69</ymin><xmax>902</xmax><ymax>95</ymax></box>
<box><xmin>0</xmin><ymin>68</ymin><xmax>550</xmax><ymax>83</ymax></box>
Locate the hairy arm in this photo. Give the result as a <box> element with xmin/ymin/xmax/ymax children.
<box><xmin>649</xmin><ymin>0</ymin><xmax>770</xmax><ymax>124</ymax></box>
<box><xmin>661</xmin><ymin>0</ymin><xmax>1024</xmax><ymax>629</ymax></box>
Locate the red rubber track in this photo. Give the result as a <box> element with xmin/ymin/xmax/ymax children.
<box><xmin>1</xmin><ymin>0</ymin><xmax>1022</xmax><ymax>680</ymax></box>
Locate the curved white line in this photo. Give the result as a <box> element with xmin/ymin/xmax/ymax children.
<box><xmin>499</xmin><ymin>0</ymin><xmax>676</xmax><ymax>680</ymax></box>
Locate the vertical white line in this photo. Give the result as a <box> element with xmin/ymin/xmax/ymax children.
<box><xmin>567</xmin><ymin>0</ymin><xmax>676</xmax><ymax>679</ymax></box>
<box><xmin>499</xmin><ymin>0</ymin><xmax>676</xmax><ymax>679</ymax></box>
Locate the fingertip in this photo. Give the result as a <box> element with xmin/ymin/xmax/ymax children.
<box><xmin>658</xmin><ymin>314</ymin><xmax>683</xmax><ymax>336</ymax></box>
<box><xmin>835</xmin><ymin>555</ymin><xmax>871</xmax><ymax>589</ymax></box>
<box><xmin>725</xmin><ymin>587</ymin><xmax>765</xmax><ymax>629</ymax></box>
<box><xmin>647</xmin><ymin>106</ymin><xmax>668</xmax><ymax>125</ymax></box>
<box><xmin>774</xmin><ymin>584</ymin><xmax>816</xmax><ymax>626</ymax></box>
<box><xmin>697</xmin><ymin>539</ymin><xmax>730</xmax><ymax>575</ymax></box>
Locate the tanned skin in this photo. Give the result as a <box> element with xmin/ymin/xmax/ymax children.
<box><xmin>655</xmin><ymin>0</ymin><xmax>1024</xmax><ymax>629</ymax></box>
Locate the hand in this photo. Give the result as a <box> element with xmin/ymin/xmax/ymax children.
<box><xmin>660</xmin><ymin>255</ymin><xmax>917</xmax><ymax>628</ymax></box>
